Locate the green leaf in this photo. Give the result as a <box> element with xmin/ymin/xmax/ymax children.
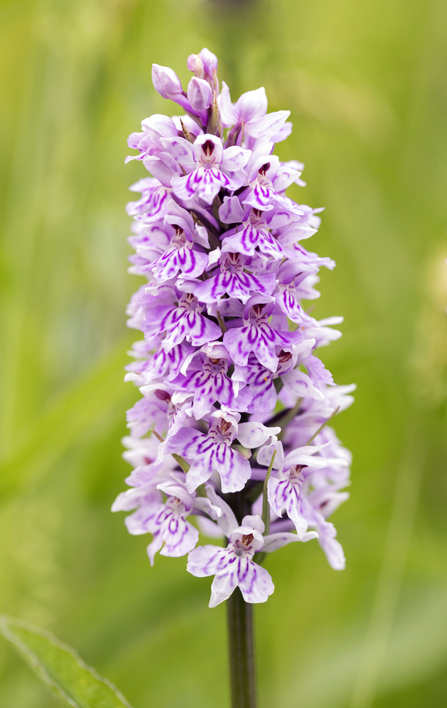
<box><xmin>0</xmin><ymin>616</ymin><xmax>133</xmax><ymax>708</ymax></box>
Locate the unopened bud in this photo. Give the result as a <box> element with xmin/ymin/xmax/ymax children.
<box><xmin>187</xmin><ymin>53</ymin><xmax>205</xmax><ymax>78</ymax></box>
<box><xmin>187</xmin><ymin>77</ymin><xmax>212</xmax><ymax>112</ymax></box>
<box><xmin>152</xmin><ymin>64</ymin><xmax>183</xmax><ymax>99</ymax></box>
<box><xmin>199</xmin><ymin>48</ymin><xmax>218</xmax><ymax>78</ymax></box>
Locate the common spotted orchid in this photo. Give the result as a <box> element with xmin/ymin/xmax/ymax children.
<box><xmin>114</xmin><ymin>48</ymin><xmax>354</xmax><ymax>617</ymax></box>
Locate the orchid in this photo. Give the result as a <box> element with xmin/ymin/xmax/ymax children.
<box><xmin>169</xmin><ymin>133</ymin><xmax>251</xmax><ymax>204</ymax></box>
<box><xmin>113</xmin><ymin>47</ymin><xmax>354</xmax><ymax>708</ymax></box>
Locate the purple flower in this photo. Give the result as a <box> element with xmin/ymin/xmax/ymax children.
<box><xmin>219</xmin><ymin>85</ymin><xmax>268</xmax><ymax>131</ymax></box>
<box><xmin>265</xmin><ymin>444</ymin><xmax>335</xmax><ymax>536</ymax></box>
<box><xmin>194</xmin><ymin>252</ymin><xmax>276</xmax><ymax>304</ymax></box>
<box><xmin>121</xmin><ymin>435</ymin><xmax>165</xmax><ymax>469</ymax></box>
<box><xmin>167</xmin><ymin>134</ymin><xmax>250</xmax><ymax>204</ymax></box>
<box><xmin>218</xmin><ymin>83</ymin><xmax>291</xmax><ymax>149</ymax></box>
<box><xmin>126</xmin><ymin>177</ymin><xmax>170</xmax><ymax>222</ymax></box>
<box><xmin>143</xmin><ymin>477</ymin><xmax>201</xmax><ymax>564</ymax></box>
<box><xmin>146</xmin><ymin>201</ymin><xmax>209</xmax><ymax>282</ymax></box>
<box><xmin>115</xmin><ymin>48</ymin><xmax>355</xmax><ymax>597</ymax></box>
<box><xmin>221</xmin><ymin>208</ymin><xmax>287</xmax><ymax>260</ymax></box>
<box><xmin>172</xmin><ymin>342</ymin><xmax>251</xmax><ymax>419</ymax></box>
<box><xmin>125</xmin><ymin>340</ymin><xmax>195</xmax><ymax>387</ymax></box>
<box><xmin>223</xmin><ymin>296</ymin><xmax>303</xmax><ymax>372</ymax></box>
<box><xmin>126</xmin><ymin>114</ymin><xmax>180</xmax><ymax>164</ymax></box>
<box><xmin>115</xmin><ymin>472</ymin><xmax>200</xmax><ymax>564</ymax></box>
<box><xmin>142</xmin><ymin>289</ymin><xmax>221</xmax><ymax>351</ymax></box>
<box><xmin>151</xmin><ymin>64</ymin><xmax>198</xmax><ymax>117</ymax></box>
<box><xmin>165</xmin><ymin>411</ymin><xmax>251</xmax><ymax>493</ymax></box>
<box><xmin>232</xmin><ymin>347</ymin><xmax>303</xmax><ymax>414</ymax></box>
<box><xmin>243</xmin><ymin>152</ymin><xmax>304</xmax><ymax>211</ymax></box>
<box><xmin>187</xmin><ymin>515</ymin><xmax>274</xmax><ymax>606</ymax></box>
<box><xmin>273</xmin><ymin>261</ymin><xmax>320</xmax><ymax>323</ymax></box>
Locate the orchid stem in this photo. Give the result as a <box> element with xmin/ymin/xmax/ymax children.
<box><xmin>227</xmin><ymin>588</ymin><xmax>257</xmax><ymax>708</ymax></box>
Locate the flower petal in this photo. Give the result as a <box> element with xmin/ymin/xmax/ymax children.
<box><xmin>262</xmin><ymin>530</ymin><xmax>318</xmax><ymax>553</ymax></box>
<box><xmin>238</xmin><ymin>559</ymin><xmax>274</xmax><ymax>603</ymax></box>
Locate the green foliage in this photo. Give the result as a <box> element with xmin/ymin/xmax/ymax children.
<box><xmin>0</xmin><ymin>0</ymin><xmax>446</xmax><ymax>707</ymax></box>
<box><xmin>0</xmin><ymin>616</ymin><xmax>132</xmax><ymax>708</ymax></box>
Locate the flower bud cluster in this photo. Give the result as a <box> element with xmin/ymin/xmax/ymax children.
<box><xmin>113</xmin><ymin>48</ymin><xmax>355</xmax><ymax>607</ymax></box>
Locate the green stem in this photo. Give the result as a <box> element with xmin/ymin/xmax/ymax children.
<box><xmin>304</xmin><ymin>405</ymin><xmax>340</xmax><ymax>445</ymax></box>
<box><xmin>227</xmin><ymin>588</ymin><xmax>257</xmax><ymax>708</ymax></box>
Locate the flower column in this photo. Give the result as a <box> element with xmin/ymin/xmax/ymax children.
<box><xmin>115</xmin><ymin>47</ymin><xmax>355</xmax><ymax>708</ymax></box>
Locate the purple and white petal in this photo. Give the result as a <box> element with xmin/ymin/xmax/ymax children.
<box><xmin>187</xmin><ymin>545</ymin><xmax>228</xmax><ymax>578</ymax></box>
<box><xmin>262</xmin><ymin>530</ymin><xmax>318</xmax><ymax>553</ymax></box>
<box><xmin>237</xmin><ymin>422</ymin><xmax>281</xmax><ymax>449</ymax></box>
<box><xmin>159</xmin><ymin>514</ymin><xmax>199</xmax><ymax>558</ymax></box>
<box><xmin>204</xmin><ymin>484</ymin><xmax>238</xmax><ymax>536</ymax></box>
<box><xmin>281</xmin><ymin>369</ymin><xmax>325</xmax><ymax>400</ymax></box>
<box><xmin>237</xmin><ymin>560</ymin><xmax>274</xmax><ymax>604</ymax></box>
<box><xmin>209</xmin><ymin>567</ymin><xmax>239</xmax><ymax>607</ymax></box>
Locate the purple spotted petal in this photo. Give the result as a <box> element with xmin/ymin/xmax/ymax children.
<box><xmin>224</xmin><ymin>320</ymin><xmax>302</xmax><ymax>372</ymax></box>
<box><xmin>172</xmin><ymin>168</ymin><xmax>230</xmax><ymax>204</ymax></box>
<box><xmin>187</xmin><ymin>545</ymin><xmax>228</xmax><ymax>578</ymax></box>
<box><xmin>144</xmin><ymin>295</ymin><xmax>221</xmax><ymax>352</ymax></box>
<box><xmin>151</xmin><ymin>247</ymin><xmax>208</xmax><ymax>282</ymax></box>
<box><xmin>194</xmin><ymin>265</ymin><xmax>276</xmax><ymax>304</ymax></box>
<box><xmin>165</xmin><ymin>427</ymin><xmax>251</xmax><ymax>494</ymax></box>
<box><xmin>159</xmin><ymin>513</ymin><xmax>199</xmax><ymax>558</ymax></box>
<box><xmin>237</xmin><ymin>559</ymin><xmax>274</xmax><ymax>604</ymax></box>
<box><xmin>232</xmin><ymin>357</ymin><xmax>278</xmax><ymax>414</ymax></box>
<box><xmin>209</xmin><ymin>563</ymin><xmax>239</xmax><ymax>606</ymax></box>
<box><xmin>177</xmin><ymin>362</ymin><xmax>252</xmax><ymax>419</ymax></box>
<box><xmin>222</xmin><ymin>224</ymin><xmax>285</xmax><ymax>260</ymax></box>
<box><xmin>126</xmin><ymin>180</ymin><xmax>170</xmax><ymax>222</ymax></box>
<box><xmin>268</xmin><ymin>474</ymin><xmax>308</xmax><ymax>537</ymax></box>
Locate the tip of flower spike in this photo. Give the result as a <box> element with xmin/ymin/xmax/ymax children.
<box><xmin>151</xmin><ymin>64</ymin><xmax>182</xmax><ymax>99</ymax></box>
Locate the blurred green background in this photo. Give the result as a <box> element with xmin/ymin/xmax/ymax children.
<box><xmin>1</xmin><ymin>0</ymin><xmax>446</xmax><ymax>706</ymax></box>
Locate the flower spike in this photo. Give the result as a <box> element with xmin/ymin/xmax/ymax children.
<box><xmin>113</xmin><ymin>48</ymin><xmax>354</xmax><ymax>608</ymax></box>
